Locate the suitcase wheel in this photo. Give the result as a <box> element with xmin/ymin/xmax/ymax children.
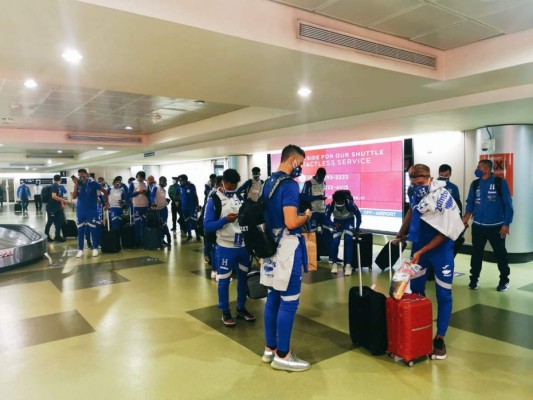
<box><xmin>430</xmin><ymin>354</ymin><xmax>436</xmax><ymax>360</ymax></box>
<box><xmin>408</xmin><ymin>361</ymin><xmax>414</xmax><ymax>367</ymax></box>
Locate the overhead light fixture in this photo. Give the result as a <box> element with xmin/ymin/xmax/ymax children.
<box><xmin>0</xmin><ymin>144</ymin><xmax>3</xmax><ymax>147</ymax></box>
<box><xmin>32</xmin><ymin>168</ymin><xmax>36</xmax><ymax>171</ymax></box>
<box><xmin>25</xmin><ymin>166</ymin><xmax>29</xmax><ymax>170</ymax></box>
<box><xmin>194</xmin><ymin>100</ymin><xmax>205</xmax><ymax>104</ymax></box>
<box><xmin>124</xmin><ymin>126</ymin><xmax>133</xmax><ymax>130</ymax></box>
<box><xmin>297</xmin><ymin>87</ymin><xmax>312</xmax><ymax>97</ymax></box>
<box><xmin>96</xmin><ymin>146</ymin><xmax>104</xmax><ymax>150</ymax></box>
<box><xmin>62</xmin><ymin>49</ymin><xmax>83</xmax><ymax>63</ymax></box>
<box><xmin>57</xmin><ymin>150</ymin><xmax>62</xmax><ymax>153</ymax></box>
<box><xmin>24</xmin><ymin>79</ymin><xmax>38</xmax><ymax>89</ymax></box>
<box><xmin>47</xmin><ymin>159</ymin><xmax>52</xmax><ymax>164</ymax></box>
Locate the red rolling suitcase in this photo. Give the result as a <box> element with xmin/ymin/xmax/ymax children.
<box><xmin>386</xmin><ymin>294</ymin><xmax>433</xmax><ymax>366</ymax></box>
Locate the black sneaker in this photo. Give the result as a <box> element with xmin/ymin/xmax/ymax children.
<box><xmin>432</xmin><ymin>337</ymin><xmax>447</xmax><ymax>360</ymax></box>
<box><xmin>54</xmin><ymin>237</ymin><xmax>66</xmax><ymax>242</ymax></box>
<box><xmin>236</xmin><ymin>308</ymin><xmax>256</xmax><ymax>322</ymax></box>
<box><xmin>46</xmin><ymin>235</ymin><xmax>54</xmax><ymax>242</ymax></box>
<box><xmin>468</xmin><ymin>280</ymin><xmax>479</xmax><ymax>290</ymax></box>
<box><xmin>221</xmin><ymin>311</ymin><xmax>236</xmax><ymax>327</ymax></box>
<box><xmin>496</xmin><ymin>282</ymin><xmax>510</xmax><ymax>292</ymax></box>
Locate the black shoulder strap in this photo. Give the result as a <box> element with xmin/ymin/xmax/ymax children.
<box><xmin>209</xmin><ymin>191</ymin><xmax>222</xmax><ymax>219</ymax></box>
<box><xmin>263</xmin><ymin>175</ymin><xmax>292</xmax><ymax>206</ymax></box>
<box><xmin>473</xmin><ymin>178</ymin><xmax>480</xmax><ymax>192</ymax></box>
<box><xmin>494</xmin><ymin>176</ymin><xmax>502</xmax><ymax>197</ymax></box>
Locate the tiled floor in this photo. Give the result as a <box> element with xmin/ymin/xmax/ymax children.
<box><xmin>0</xmin><ymin>204</ymin><xmax>532</xmax><ymax>399</ymax></box>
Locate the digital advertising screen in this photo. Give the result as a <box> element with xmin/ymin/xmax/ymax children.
<box><xmin>270</xmin><ymin>140</ymin><xmax>404</xmax><ymax>233</ymax></box>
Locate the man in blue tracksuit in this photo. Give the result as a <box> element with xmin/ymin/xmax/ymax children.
<box><xmin>325</xmin><ymin>191</ymin><xmax>362</xmax><ymax>275</ymax></box>
<box><xmin>179</xmin><ymin>174</ymin><xmax>200</xmax><ymax>242</ymax></box>
<box><xmin>17</xmin><ymin>182</ymin><xmax>31</xmax><ymax>213</ymax></box>
<box><xmin>149</xmin><ymin>176</ymin><xmax>171</xmax><ymax>246</ymax></box>
<box><xmin>108</xmin><ymin>177</ymin><xmax>128</xmax><ymax>231</ymax></box>
<box><xmin>463</xmin><ymin>159</ymin><xmax>514</xmax><ymax>292</ymax></box>
<box><xmin>204</xmin><ymin>169</ymin><xmax>254</xmax><ymax>327</ymax></box>
<box><xmin>129</xmin><ymin>171</ymin><xmax>149</xmax><ymax>247</ymax></box>
<box><xmin>236</xmin><ymin>167</ymin><xmax>264</xmax><ymax>201</ymax></box>
<box><xmin>261</xmin><ymin>144</ymin><xmax>312</xmax><ymax>372</ymax></box>
<box><xmin>72</xmin><ymin>169</ymin><xmax>108</xmax><ymax>258</ymax></box>
<box><xmin>396</xmin><ymin>164</ymin><xmax>463</xmax><ymax>361</ymax></box>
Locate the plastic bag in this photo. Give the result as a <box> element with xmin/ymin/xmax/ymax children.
<box><xmin>389</xmin><ymin>262</ymin><xmax>421</xmax><ymax>300</ymax></box>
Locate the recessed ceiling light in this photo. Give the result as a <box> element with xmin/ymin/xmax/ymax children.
<box><xmin>32</xmin><ymin>168</ymin><xmax>36</xmax><ymax>171</ymax></box>
<box><xmin>194</xmin><ymin>100</ymin><xmax>205</xmax><ymax>104</ymax></box>
<box><xmin>57</xmin><ymin>150</ymin><xmax>62</xmax><ymax>153</ymax></box>
<box><xmin>124</xmin><ymin>126</ymin><xmax>133</xmax><ymax>130</ymax></box>
<box><xmin>97</xmin><ymin>146</ymin><xmax>104</xmax><ymax>150</ymax></box>
<box><xmin>47</xmin><ymin>159</ymin><xmax>52</xmax><ymax>164</ymax></box>
<box><xmin>24</xmin><ymin>79</ymin><xmax>38</xmax><ymax>89</ymax></box>
<box><xmin>297</xmin><ymin>87</ymin><xmax>312</xmax><ymax>97</ymax></box>
<box><xmin>25</xmin><ymin>166</ymin><xmax>29</xmax><ymax>170</ymax></box>
<box><xmin>62</xmin><ymin>49</ymin><xmax>83</xmax><ymax>63</ymax></box>
<box><xmin>0</xmin><ymin>144</ymin><xmax>3</xmax><ymax>147</ymax></box>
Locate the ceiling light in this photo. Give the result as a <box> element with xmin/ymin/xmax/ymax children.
<box><xmin>24</xmin><ymin>79</ymin><xmax>38</xmax><ymax>89</ymax></box>
<box><xmin>297</xmin><ymin>87</ymin><xmax>312</xmax><ymax>97</ymax></box>
<box><xmin>194</xmin><ymin>100</ymin><xmax>205</xmax><ymax>104</ymax></box>
<box><xmin>61</xmin><ymin>49</ymin><xmax>83</xmax><ymax>63</ymax></box>
<box><xmin>0</xmin><ymin>144</ymin><xmax>3</xmax><ymax>147</ymax></box>
<box><xmin>32</xmin><ymin>168</ymin><xmax>36</xmax><ymax>171</ymax></box>
<box><xmin>47</xmin><ymin>159</ymin><xmax>52</xmax><ymax>164</ymax></box>
<box><xmin>97</xmin><ymin>146</ymin><xmax>104</xmax><ymax>150</ymax></box>
<box><xmin>25</xmin><ymin>166</ymin><xmax>29</xmax><ymax>170</ymax></box>
<box><xmin>57</xmin><ymin>150</ymin><xmax>62</xmax><ymax>153</ymax></box>
<box><xmin>124</xmin><ymin>126</ymin><xmax>133</xmax><ymax>130</ymax></box>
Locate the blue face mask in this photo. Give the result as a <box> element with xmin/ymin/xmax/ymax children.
<box><xmin>437</xmin><ymin>176</ymin><xmax>449</xmax><ymax>182</ymax></box>
<box><xmin>291</xmin><ymin>161</ymin><xmax>302</xmax><ymax>178</ymax></box>
<box><xmin>474</xmin><ymin>169</ymin><xmax>483</xmax><ymax>178</ymax></box>
<box><xmin>222</xmin><ymin>184</ymin><xmax>236</xmax><ymax>197</ymax></box>
<box><xmin>414</xmin><ymin>185</ymin><xmax>430</xmax><ymax>199</ymax></box>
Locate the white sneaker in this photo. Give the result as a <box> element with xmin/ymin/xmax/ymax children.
<box><xmin>262</xmin><ymin>347</ymin><xmax>275</xmax><ymax>363</ymax></box>
<box><xmin>271</xmin><ymin>351</ymin><xmax>310</xmax><ymax>372</ymax></box>
<box><xmin>75</xmin><ymin>250</ymin><xmax>84</xmax><ymax>258</ymax></box>
<box><xmin>92</xmin><ymin>249</ymin><xmax>99</xmax><ymax>257</ymax></box>
<box><xmin>344</xmin><ymin>264</ymin><xmax>352</xmax><ymax>275</ymax></box>
<box><xmin>331</xmin><ymin>264</ymin><xmax>338</xmax><ymax>274</ymax></box>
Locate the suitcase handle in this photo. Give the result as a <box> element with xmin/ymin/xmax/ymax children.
<box><xmin>356</xmin><ymin>238</ymin><xmax>363</xmax><ymax>297</ymax></box>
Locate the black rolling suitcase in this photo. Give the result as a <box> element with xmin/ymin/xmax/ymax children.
<box><xmin>14</xmin><ymin>201</ymin><xmax>22</xmax><ymax>213</ymax></box>
<box><xmin>101</xmin><ymin>211</ymin><xmax>121</xmax><ymax>253</ymax></box>
<box><xmin>121</xmin><ymin>214</ymin><xmax>136</xmax><ymax>249</ymax></box>
<box><xmin>349</xmin><ymin>239</ymin><xmax>387</xmax><ymax>355</ymax></box>
<box><xmin>353</xmin><ymin>232</ymin><xmax>373</xmax><ymax>269</ymax></box>
<box><xmin>146</xmin><ymin>209</ymin><xmax>161</xmax><ymax>228</ymax></box>
<box><xmin>246</xmin><ymin>269</ymin><xmax>268</xmax><ymax>299</ymax></box>
<box><xmin>62</xmin><ymin>220</ymin><xmax>78</xmax><ymax>238</ymax></box>
<box><xmin>143</xmin><ymin>226</ymin><xmax>162</xmax><ymax>250</ymax></box>
<box><xmin>375</xmin><ymin>240</ymin><xmax>406</xmax><ymax>270</ymax></box>
<box><xmin>316</xmin><ymin>230</ymin><xmax>329</xmax><ymax>260</ymax></box>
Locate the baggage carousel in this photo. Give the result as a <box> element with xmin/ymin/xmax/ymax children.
<box><xmin>0</xmin><ymin>225</ymin><xmax>47</xmax><ymax>271</ymax></box>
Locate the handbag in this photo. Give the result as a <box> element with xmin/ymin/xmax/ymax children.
<box><xmin>246</xmin><ymin>270</ymin><xmax>268</xmax><ymax>299</ymax></box>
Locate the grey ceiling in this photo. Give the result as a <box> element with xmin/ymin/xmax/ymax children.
<box><xmin>272</xmin><ymin>0</ymin><xmax>533</xmax><ymax>49</ymax></box>
<box><xmin>0</xmin><ymin>0</ymin><xmax>532</xmax><ymax>171</ymax></box>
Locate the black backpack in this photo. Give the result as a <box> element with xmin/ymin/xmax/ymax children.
<box><xmin>201</xmin><ymin>192</ymin><xmax>223</xmax><ymax>245</ymax></box>
<box><xmin>238</xmin><ymin>175</ymin><xmax>292</xmax><ymax>259</ymax></box>
<box><xmin>41</xmin><ymin>185</ymin><xmax>52</xmax><ymax>203</ymax></box>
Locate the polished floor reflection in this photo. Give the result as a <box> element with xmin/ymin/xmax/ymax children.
<box><xmin>0</xmin><ymin>204</ymin><xmax>532</xmax><ymax>400</ymax></box>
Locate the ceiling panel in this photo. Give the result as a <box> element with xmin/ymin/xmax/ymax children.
<box><xmin>274</xmin><ymin>0</ymin><xmax>329</xmax><ymax>11</ymax></box>
<box><xmin>319</xmin><ymin>0</ymin><xmax>423</xmax><ymax>27</ymax></box>
<box><xmin>434</xmin><ymin>0</ymin><xmax>533</xmax><ymax>18</ymax></box>
<box><xmin>478</xmin><ymin>2</ymin><xmax>533</xmax><ymax>33</ymax></box>
<box><xmin>370</xmin><ymin>3</ymin><xmax>465</xmax><ymax>37</ymax></box>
